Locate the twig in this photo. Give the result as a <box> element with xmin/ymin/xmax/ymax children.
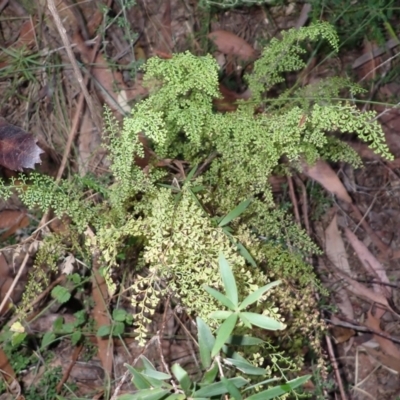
<box><xmin>293</xmin><ymin>175</ymin><xmax>310</xmax><ymax>235</ymax></box>
<box><xmin>287</xmin><ymin>175</ymin><xmax>301</xmax><ymax>226</ymax></box>
<box><xmin>56</xmin><ymin>343</ymin><xmax>83</xmax><ymax>393</ymax></box>
<box><xmin>48</xmin><ymin>0</ymin><xmax>112</xmax><ymax>182</ymax></box>
<box><xmin>0</xmin><ymin>243</ymin><xmax>33</xmax><ymax>314</ymax></box>
<box><xmin>325</xmin><ymin>334</ymin><xmax>348</xmax><ymax>400</ymax></box>
<box><xmin>47</xmin><ymin>0</ymin><xmax>96</xmax><ymax>121</ymax></box>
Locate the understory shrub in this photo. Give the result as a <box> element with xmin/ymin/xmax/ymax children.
<box><xmin>0</xmin><ymin>22</ymin><xmax>392</xmax><ymax>396</ymax></box>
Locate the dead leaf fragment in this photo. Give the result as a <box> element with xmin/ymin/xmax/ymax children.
<box><xmin>365</xmin><ymin>309</ymin><xmax>400</xmax><ymax>360</ymax></box>
<box><xmin>345</xmin><ymin>227</ymin><xmax>391</xmax><ymax>298</ymax></box>
<box><xmin>362</xmin><ymin>345</ymin><xmax>400</xmax><ymax>374</ymax></box>
<box><xmin>208</xmin><ymin>30</ymin><xmax>256</xmax><ymax>61</ymax></box>
<box><xmin>0</xmin><ymin>210</ymin><xmax>29</xmax><ymax>241</ymax></box>
<box><xmin>0</xmin><ymin>119</ymin><xmax>43</xmax><ymax>171</ymax></box>
<box><xmin>303</xmin><ymin>159</ymin><xmax>352</xmax><ymax>203</ymax></box>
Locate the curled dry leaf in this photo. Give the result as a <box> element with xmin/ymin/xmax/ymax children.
<box><xmin>208</xmin><ymin>30</ymin><xmax>257</xmax><ymax>61</ymax></box>
<box><xmin>302</xmin><ymin>159</ymin><xmax>352</xmax><ymax>203</ymax></box>
<box><xmin>0</xmin><ymin>209</ymin><xmax>29</xmax><ymax>241</ymax></box>
<box><xmin>365</xmin><ymin>309</ymin><xmax>400</xmax><ymax>359</ymax></box>
<box><xmin>0</xmin><ymin>119</ymin><xmax>43</xmax><ymax>171</ymax></box>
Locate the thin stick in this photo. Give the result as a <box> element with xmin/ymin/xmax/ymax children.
<box><xmin>0</xmin><ymin>245</ymin><xmax>32</xmax><ymax>314</ymax></box>
<box><xmin>48</xmin><ymin>0</ymin><xmax>112</xmax><ymax>181</ymax></box>
<box><xmin>47</xmin><ymin>0</ymin><xmax>96</xmax><ymax>122</ymax></box>
<box><xmin>287</xmin><ymin>175</ymin><xmax>301</xmax><ymax>226</ymax></box>
<box><xmin>326</xmin><ymin>334</ymin><xmax>348</xmax><ymax>400</ymax></box>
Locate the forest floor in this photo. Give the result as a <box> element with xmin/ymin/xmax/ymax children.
<box><xmin>1</xmin><ymin>1</ymin><xmax>400</xmax><ymax>399</ymax></box>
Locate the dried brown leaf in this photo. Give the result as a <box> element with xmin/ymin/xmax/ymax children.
<box><xmin>345</xmin><ymin>227</ymin><xmax>391</xmax><ymax>297</ymax></box>
<box><xmin>0</xmin><ymin>210</ymin><xmax>29</xmax><ymax>241</ymax></box>
<box><xmin>335</xmin><ymin>268</ymin><xmax>395</xmax><ymax>314</ymax></box>
<box><xmin>303</xmin><ymin>159</ymin><xmax>352</xmax><ymax>203</ymax></box>
<box><xmin>0</xmin><ymin>119</ymin><xmax>43</xmax><ymax>171</ymax></box>
<box><xmin>365</xmin><ymin>309</ymin><xmax>400</xmax><ymax>359</ymax></box>
<box><xmin>362</xmin><ymin>346</ymin><xmax>400</xmax><ymax>374</ymax></box>
<box><xmin>325</xmin><ymin>215</ymin><xmax>351</xmax><ymax>274</ymax></box>
<box><xmin>208</xmin><ymin>30</ymin><xmax>256</xmax><ymax>61</ymax></box>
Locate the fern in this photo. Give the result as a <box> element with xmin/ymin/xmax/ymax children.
<box><xmin>0</xmin><ymin>23</ymin><xmax>392</xmax><ymax>374</ymax></box>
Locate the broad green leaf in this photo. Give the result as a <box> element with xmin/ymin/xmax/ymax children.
<box><xmin>188</xmin><ymin>188</ymin><xmax>205</xmax><ymax>211</ymax></box>
<box><xmin>136</xmin><ymin>357</ymin><xmax>172</xmax><ymax>388</ymax></box>
<box><xmin>218</xmin><ymin>253</ymin><xmax>238</xmax><ymax>307</ymax></box>
<box><xmin>113</xmin><ymin>321</ymin><xmax>125</xmax><ymax>336</ymax></box>
<box><xmin>237</xmin><ymin>312</ymin><xmax>252</xmax><ymax>329</ymax></box>
<box><xmin>165</xmin><ymin>394</ymin><xmax>186</xmax><ymax>400</ymax></box>
<box><xmin>141</xmin><ymin>369</ymin><xmax>171</xmax><ymax>382</ymax></box>
<box><xmin>52</xmin><ymin>317</ymin><xmax>63</xmax><ymax>331</ymax></box>
<box><xmin>193</xmin><ymin>377</ymin><xmax>248</xmax><ymax>397</ymax></box>
<box><xmin>41</xmin><ymin>332</ymin><xmax>56</xmax><ymax>349</ymax></box>
<box><xmin>209</xmin><ymin>310</ymin><xmax>233</xmax><ymax>320</ymax></box>
<box><xmin>218</xmin><ymin>199</ymin><xmax>251</xmax><ymax>227</ymax></box>
<box><xmin>185</xmin><ymin>163</ymin><xmax>198</xmax><ymax>183</ymax></box>
<box><xmin>190</xmin><ymin>185</ymin><xmax>205</xmax><ymax>193</ymax></box>
<box><xmin>239</xmin><ymin>281</ymin><xmax>282</xmax><ymax>310</ymax></box>
<box><xmin>97</xmin><ymin>325</ymin><xmax>112</xmax><ymax>337</ymax></box>
<box><xmin>51</xmin><ymin>285</ymin><xmax>71</xmax><ymax>304</ymax></box>
<box><xmin>221</xmin><ymin>376</ymin><xmax>243</xmax><ymax>400</ymax></box>
<box><xmin>196</xmin><ymin>317</ymin><xmax>214</xmax><ymax>369</ymax></box>
<box><xmin>117</xmin><ymin>388</ymin><xmax>170</xmax><ymax>400</ymax></box>
<box><xmin>171</xmin><ymin>364</ymin><xmax>192</xmax><ymax>395</ymax></box>
<box><xmin>225</xmin><ymin>335</ymin><xmax>264</xmax><ymax>346</ymax></box>
<box><xmin>113</xmin><ymin>309</ymin><xmax>128</xmax><ymax>321</ymax></box>
<box><xmin>61</xmin><ymin>322</ymin><xmax>75</xmax><ymax>334</ymax></box>
<box><xmin>236</xmin><ymin>241</ymin><xmax>257</xmax><ymax>267</ymax></box>
<box><xmin>157</xmin><ymin>183</ymin><xmax>180</xmax><ymax>192</ymax></box>
<box><xmin>221</xmin><ymin>346</ymin><xmax>248</xmax><ymax>362</ymax></box>
<box><xmin>11</xmin><ymin>332</ymin><xmax>27</xmax><ymax>347</ymax></box>
<box><xmin>245</xmin><ymin>375</ymin><xmax>311</xmax><ymax>400</ymax></box>
<box><xmin>212</xmin><ymin>313</ymin><xmax>238</xmax><ymax>357</ymax></box>
<box><xmin>124</xmin><ymin>365</ymin><xmax>152</xmax><ymax>390</ymax></box>
<box><xmin>201</xmin><ymin>362</ymin><xmax>219</xmax><ymax>385</ymax></box>
<box><xmin>71</xmin><ymin>331</ymin><xmax>82</xmax><ymax>345</ymax></box>
<box><xmin>240</xmin><ymin>312</ymin><xmax>285</xmax><ymax>331</ymax></box>
<box><xmin>203</xmin><ymin>285</ymin><xmax>236</xmax><ymax>310</ymax></box>
<box><xmin>224</xmin><ymin>358</ymin><xmax>267</xmax><ymax>375</ymax></box>
<box><xmin>243</xmin><ymin>377</ymin><xmax>280</xmax><ymax>391</ymax></box>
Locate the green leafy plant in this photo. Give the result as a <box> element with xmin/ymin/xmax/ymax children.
<box><xmin>97</xmin><ymin>308</ymin><xmax>134</xmax><ymax>338</ymax></box>
<box><xmin>0</xmin><ymin>22</ymin><xmax>392</xmax><ymax>393</ymax></box>
<box><xmin>118</xmin><ymin>254</ymin><xmax>310</xmax><ymax>400</ymax></box>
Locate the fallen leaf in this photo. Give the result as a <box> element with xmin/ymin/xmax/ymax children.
<box><xmin>345</xmin><ymin>227</ymin><xmax>391</xmax><ymax>298</ymax></box>
<box><xmin>0</xmin><ymin>210</ymin><xmax>29</xmax><ymax>241</ymax></box>
<box><xmin>303</xmin><ymin>159</ymin><xmax>352</xmax><ymax>203</ymax></box>
<box><xmin>60</xmin><ymin>254</ymin><xmax>75</xmax><ymax>275</ymax></box>
<box><xmin>325</xmin><ymin>215</ymin><xmax>354</xmax><ymax>320</ymax></box>
<box><xmin>334</xmin><ymin>268</ymin><xmax>395</xmax><ymax>314</ymax></box>
<box><xmin>214</xmin><ymin>83</ymin><xmax>252</xmax><ymax>112</ymax></box>
<box><xmin>325</xmin><ymin>215</ymin><xmax>351</xmax><ymax>274</ymax></box>
<box><xmin>73</xmin><ymin>33</ymin><xmax>147</xmax><ymax>113</ymax></box>
<box><xmin>362</xmin><ymin>345</ymin><xmax>400</xmax><ymax>374</ymax></box>
<box><xmin>0</xmin><ymin>119</ymin><xmax>43</xmax><ymax>171</ymax></box>
<box><xmin>331</xmin><ymin>325</ymin><xmax>356</xmax><ymax>344</ymax></box>
<box><xmin>208</xmin><ymin>30</ymin><xmax>257</xmax><ymax>61</ymax></box>
<box><xmin>0</xmin><ymin>344</ymin><xmax>16</xmax><ymax>386</ymax></box>
<box><xmin>365</xmin><ymin>309</ymin><xmax>400</xmax><ymax>359</ymax></box>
